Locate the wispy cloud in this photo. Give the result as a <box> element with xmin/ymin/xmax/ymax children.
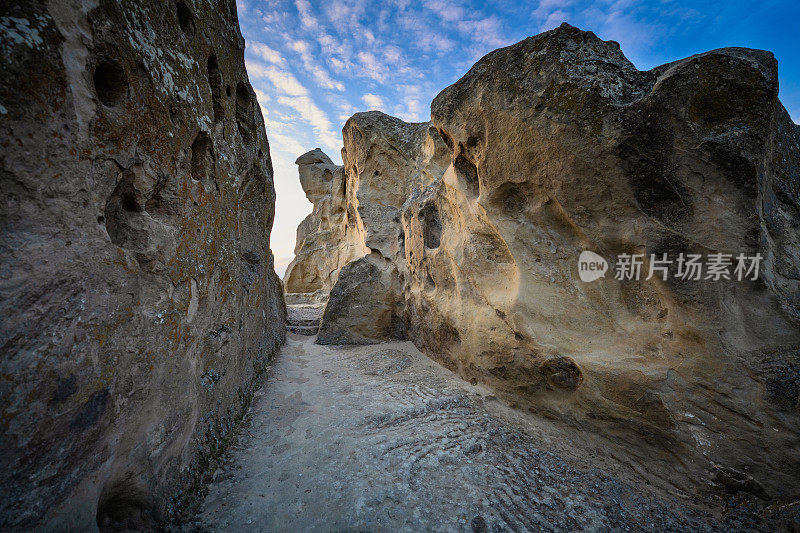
<box><xmin>423</xmin><ymin>0</ymin><xmax>465</xmax><ymax>22</ymax></box>
<box><xmin>456</xmin><ymin>16</ymin><xmax>507</xmax><ymax>48</ymax></box>
<box><xmin>248</xmin><ymin>61</ymin><xmax>308</xmax><ymax>96</ymax></box>
<box><xmin>362</xmin><ymin>93</ymin><xmax>385</xmax><ymax>109</ymax></box>
<box><xmin>250</xmin><ymin>41</ymin><xmax>286</xmax><ymax>66</ymax></box>
<box><xmin>277</xmin><ymin>94</ymin><xmax>340</xmax><ymax>150</ymax></box>
<box><xmin>295</xmin><ymin>0</ymin><xmax>319</xmax><ymax>28</ymax></box>
<box><xmin>357</xmin><ymin>51</ymin><xmax>389</xmax><ymax>82</ymax></box>
<box><xmin>289</xmin><ymin>40</ymin><xmax>345</xmax><ymax>91</ymax></box>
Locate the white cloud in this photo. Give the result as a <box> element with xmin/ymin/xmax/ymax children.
<box><xmin>290</xmin><ymin>40</ymin><xmax>345</xmax><ymax>91</ymax></box>
<box><xmin>456</xmin><ymin>16</ymin><xmax>507</xmax><ymax>47</ymax></box>
<box><xmin>277</xmin><ymin>94</ymin><xmax>340</xmax><ymax>150</ymax></box>
<box><xmin>383</xmin><ymin>45</ymin><xmax>402</xmax><ymax>65</ymax></box>
<box><xmin>268</xmin><ymin>130</ymin><xmax>307</xmax><ymax>155</ymax></box>
<box><xmin>249</xmin><ymin>41</ymin><xmax>286</xmax><ymax>66</ymax></box>
<box><xmin>362</xmin><ymin>93</ymin><xmax>385</xmax><ymax>109</ymax></box>
<box><xmin>252</xmin><ymin>62</ymin><xmax>308</xmax><ymax>96</ymax></box>
<box><xmin>324</xmin><ymin>0</ymin><xmax>369</xmax><ymax>32</ymax></box>
<box><xmin>357</xmin><ymin>51</ymin><xmax>388</xmax><ymax>82</ymax></box>
<box><xmin>424</xmin><ymin>0</ymin><xmax>466</xmax><ymax>22</ymax></box>
<box><xmin>247</xmin><ymin>56</ymin><xmax>340</xmax><ymax>151</ymax></box>
<box><xmin>532</xmin><ymin>0</ymin><xmax>573</xmax><ymax>20</ymax></box>
<box><xmin>415</xmin><ymin>33</ymin><xmax>457</xmax><ymax>53</ymax></box>
<box><xmin>295</xmin><ymin>0</ymin><xmax>318</xmax><ymax>28</ymax></box>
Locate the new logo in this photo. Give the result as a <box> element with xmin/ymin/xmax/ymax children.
<box><xmin>578</xmin><ymin>251</ymin><xmax>608</xmax><ymax>282</ymax></box>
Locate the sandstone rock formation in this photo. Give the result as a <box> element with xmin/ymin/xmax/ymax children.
<box><xmin>283</xmin><ymin>148</ymin><xmax>367</xmax><ymax>294</ymax></box>
<box><xmin>314</xmin><ymin>113</ymin><xmax>450</xmax><ymax>343</ymax></box>
<box><xmin>0</xmin><ymin>1</ymin><xmax>285</xmax><ymax>529</ymax></box>
<box><xmin>310</xmin><ymin>24</ymin><xmax>800</xmax><ymax>499</ymax></box>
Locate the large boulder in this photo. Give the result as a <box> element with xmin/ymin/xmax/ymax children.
<box><xmin>316</xmin><ymin>253</ymin><xmax>404</xmax><ymax>345</ymax></box>
<box><xmin>0</xmin><ymin>0</ymin><xmax>285</xmax><ymax>528</ymax></box>
<box><xmin>313</xmin><ymin>24</ymin><xmax>800</xmax><ymax>498</ymax></box>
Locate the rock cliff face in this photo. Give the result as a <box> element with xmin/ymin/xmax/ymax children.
<box><xmin>315</xmin><ymin>113</ymin><xmax>450</xmax><ymax>343</ymax></box>
<box><xmin>0</xmin><ymin>0</ymin><xmax>285</xmax><ymax>529</ymax></box>
<box><xmin>283</xmin><ymin>149</ymin><xmax>368</xmax><ymax>294</ymax></box>
<box><xmin>312</xmin><ymin>24</ymin><xmax>800</xmax><ymax>498</ymax></box>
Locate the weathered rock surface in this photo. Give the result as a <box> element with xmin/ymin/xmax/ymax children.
<box><xmin>310</xmin><ymin>24</ymin><xmax>800</xmax><ymax>500</ymax></box>
<box><xmin>0</xmin><ymin>0</ymin><xmax>285</xmax><ymax>529</ymax></box>
<box><xmin>283</xmin><ymin>148</ymin><xmax>368</xmax><ymax>294</ymax></box>
<box><xmin>312</xmin><ymin>112</ymin><xmax>449</xmax><ymax>343</ymax></box>
<box><xmin>317</xmin><ymin>252</ymin><xmax>404</xmax><ymax>345</ymax></box>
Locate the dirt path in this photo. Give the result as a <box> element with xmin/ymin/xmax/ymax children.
<box><xmin>195</xmin><ymin>333</ymin><xmax>746</xmax><ymax>531</ymax></box>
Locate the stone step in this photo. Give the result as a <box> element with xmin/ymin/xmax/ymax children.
<box><xmin>286</xmin><ymin>324</ymin><xmax>320</xmax><ymax>336</ymax></box>
<box><xmin>287</xmin><ymin>318</ymin><xmax>321</xmax><ymax>327</ymax></box>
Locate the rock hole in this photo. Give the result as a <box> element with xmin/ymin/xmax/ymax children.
<box><xmin>454</xmin><ymin>152</ymin><xmax>479</xmax><ymax>198</ymax></box>
<box><xmin>207</xmin><ymin>55</ymin><xmax>224</xmax><ymax>123</ymax></box>
<box><xmin>93</xmin><ymin>60</ymin><xmax>127</xmax><ymax>107</ymax></box>
<box><xmin>471</xmin><ymin>515</ymin><xmax>489</xmax><ymax>533</ymax></box>
<box><xmin>226</xmin><ymin>84</ymin><xmax>231</xmax><ymax>97</ymax></box>
<box><xmin>104</xmin><ymin>172</ymin><xmax>145</xmax><ymax>248</ymax></box>
<box><xmin>235</xmin><ymin>81</ymin><xmax>252</xmax><ymax>139</ymax></box>
<box><xmin>190</xmin><ymin>131</ymin><xmax>217</xmax><ymax>193</ymax></box>
<box><xmin>346</xmin><ymin>204</ymin><xmax>358</xmax><ymax>228</ymax></box>
<box><xmin>420</xmin><ymin>203</ymin><xmax>441</xmax><ymax>249</ymax></box>
<box><xmin>49</xmin><ymin>375</ymin><xmax>77</xmax><ymax>405</ymax></box>
<box><xmin>71</xmin><ymin>388</ymin><xmax>110</xmax><ymax>430</ymax></box>
<box><xmin>539</xmin><ymin>356</ymin><xmax>583</xmax><ymax>390</ymax></box>
<box><xmin>437</xmin><ymin>321</ymin><xmax>461</xmax><ymax>347</ymax></box>
<box><xmin>492</xmin><ymin>183</ymin><xmax>528</xmax><ymax>215</ymax></box>
<box><xmin>96</xmin><ymin>475</ymin><xmax>156</xmax><ymax>532</ymax></box>
<box><xmin>144</xmin><ymin>172</ymin><xmax>177</xmax><ymax>216</ymax></box>
<box><xmin>175</xmin><ymin>1</ymin><xmax>195</xmax><ymax>35</ymax></box>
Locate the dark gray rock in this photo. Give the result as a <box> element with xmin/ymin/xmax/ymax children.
<box><xmin>317</xmin><ymin>254</ymin><xmax>404</xmax><ymax>345</ymax></box>
<box><xmin>0</xmin><ymin>0</ymin><xmax>285</xmax><ymax>528</ymax></box>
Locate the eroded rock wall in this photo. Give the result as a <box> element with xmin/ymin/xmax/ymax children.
<box><xmin>283</xmin><ymin>148</ymin><xmax>368</xmax><ymax>294</ymax></box>
<box><xmin>0</xmin><ymin>0</ymin><xmax>285</xmax><ymax>528</ymax></box>
<box><xmin>317</xmin><ymin>25</ymin><xmax>800</xmax><ymax>498</ymax></box>
<box><xmin>315</xmin><ymin>112</ymin><xmax>449</xmax><ymax>343</ymax></box>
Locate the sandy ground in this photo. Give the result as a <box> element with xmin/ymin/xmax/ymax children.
<box><xmin>187</xmin><ymin>331</ymin><xmax>785</xmax><ymax>532</ymax></box>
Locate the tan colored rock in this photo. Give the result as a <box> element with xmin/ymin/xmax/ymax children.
<box><xmin>283</xmin><ymin>149</ymin><xmax>369</xmax><ymax>294</ymax></box>
<box><xmin>312</xmin><ymin>113</ymin><xmax>449</xmax><ymax>343</ymax></box>
<box><xmin>313</xmin><ymin>24</ymin><xmax>800</xmax><ymax>498</ymax></box>
<box><xmin>0</xmin><ymin>1</ymin><xmax>285</xmax><ymax>528</ymax></box>
<box><xmin>341</xmin><ymin>112</ymin><xmax>450</xmax><ymax>260</ymax></box>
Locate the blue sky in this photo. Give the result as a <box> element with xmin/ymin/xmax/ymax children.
<box><xmin>234</xmin><ymin>0</ymin><xmax>800</xmax><ymax>277</ymax></box>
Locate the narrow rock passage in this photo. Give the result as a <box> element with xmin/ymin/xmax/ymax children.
<box><xmin>196</xmin><ymin>334</ymin><xmax>748</xmax><ymax>532</ymax></box>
